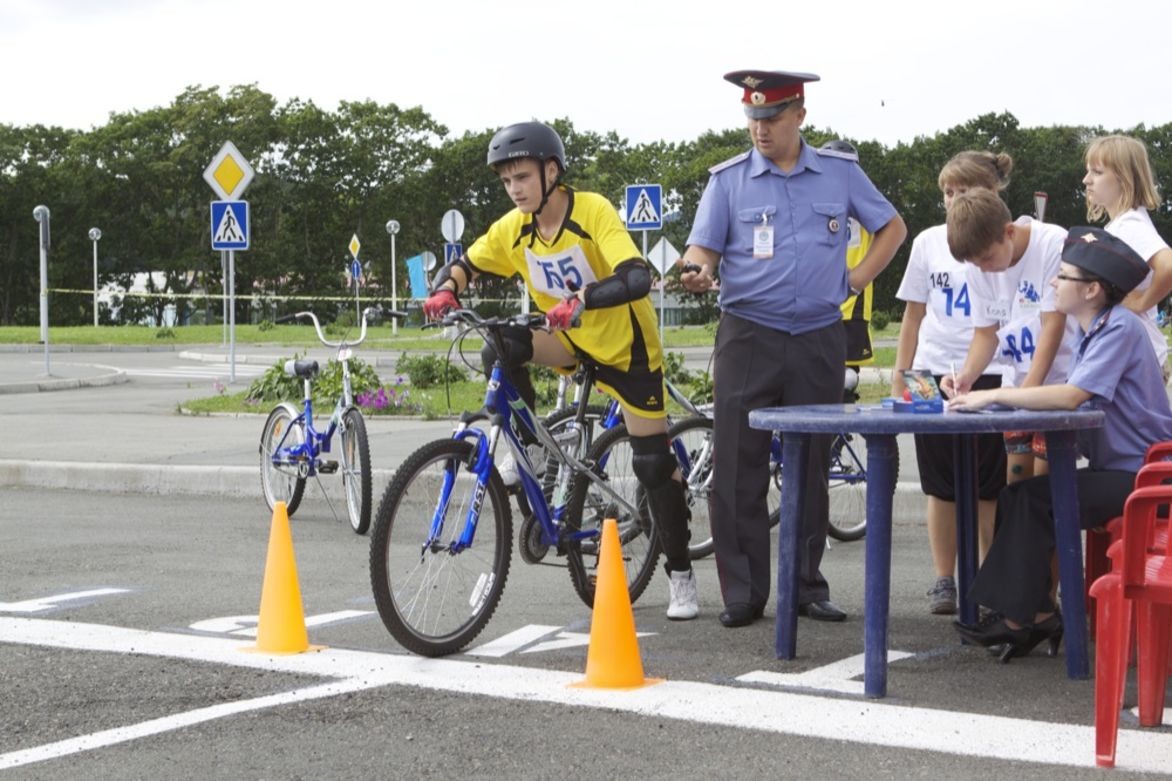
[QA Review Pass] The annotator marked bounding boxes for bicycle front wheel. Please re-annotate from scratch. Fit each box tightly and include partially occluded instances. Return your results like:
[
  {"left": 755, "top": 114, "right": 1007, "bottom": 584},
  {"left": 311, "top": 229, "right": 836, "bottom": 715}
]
[
  {"left": 666, "top": 416, "right": 717, "bottom": 560},
  {"left": 259, "top": 403, "right": 307, "bottom": 516},
  {"left": 827, "top": 434, "right": 885, "bottom": 542},
  {"left": 564, "top": 425, "right": 661, "bottom": 608},
  {"left": 340, "top": 407, "right": 372, "bottom": 535},
  {"left": 369, "top": 438, "right": 512, "bottom": 656}
]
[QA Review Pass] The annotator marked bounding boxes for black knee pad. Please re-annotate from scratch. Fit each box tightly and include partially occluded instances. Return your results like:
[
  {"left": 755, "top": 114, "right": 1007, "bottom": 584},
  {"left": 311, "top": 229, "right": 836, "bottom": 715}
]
[
  {"left": 479, "top": 325, "right": 534, "bottom": 373},
  {"left": 630, "top": 433, "right": 691, "bottom": 571},
  {"left": 630, "top": 433, "right": 676, "bottom": 488}
]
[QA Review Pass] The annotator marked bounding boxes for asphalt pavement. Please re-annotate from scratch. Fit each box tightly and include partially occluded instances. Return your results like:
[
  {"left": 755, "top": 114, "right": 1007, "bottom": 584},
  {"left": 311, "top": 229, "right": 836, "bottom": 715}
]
[{"left": 3, "top": 345, "right": 1172, "bottom": 777}]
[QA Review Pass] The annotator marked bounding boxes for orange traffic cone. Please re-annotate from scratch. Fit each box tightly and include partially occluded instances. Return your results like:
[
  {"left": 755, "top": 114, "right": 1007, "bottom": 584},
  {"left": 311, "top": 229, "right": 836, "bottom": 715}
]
[
  {"left": 570, "top": 517, "right": 662, "bottom": 689},
  {"left": 243, "top": 501, "right": 324, "bottom": 655}
]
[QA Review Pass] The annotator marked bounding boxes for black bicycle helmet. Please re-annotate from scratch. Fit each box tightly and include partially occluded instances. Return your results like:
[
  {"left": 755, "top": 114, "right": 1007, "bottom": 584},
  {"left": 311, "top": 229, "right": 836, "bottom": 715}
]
[
  {"left": 487, "top": 122, "right": 566, "bottom": 173},
  {"left": 820, "top": 139, "right": 858, "bottom": 156},
  {"left": 487, "top": 121, "right": 567, "bottom": 217}
]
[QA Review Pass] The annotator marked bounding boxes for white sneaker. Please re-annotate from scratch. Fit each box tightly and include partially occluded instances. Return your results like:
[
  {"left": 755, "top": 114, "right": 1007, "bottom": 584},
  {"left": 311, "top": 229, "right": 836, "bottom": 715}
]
[
  {"left": 667, "top": 568, "right": 699, "bottom": 620},
  {"left": 497, "top": 442, "right": 546, "bottom": 487}
]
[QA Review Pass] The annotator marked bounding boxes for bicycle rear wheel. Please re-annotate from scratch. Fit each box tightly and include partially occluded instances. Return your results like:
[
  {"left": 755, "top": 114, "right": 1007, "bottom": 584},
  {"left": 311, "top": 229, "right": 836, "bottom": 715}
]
[
  {"left": 564, "top": 425, "right": 661, "bottom": 607},
  {"left": 340, "top": 407, "right": 372, "bottom": 535},
  {"left": 369, "top": 438, "right": 512, "bottom": 657},
  {"left": 666, "top": 416, "right": 717, "bottom": 560},
  {"left": 259, "top": 403, "right": 307, "bottom": 516}
]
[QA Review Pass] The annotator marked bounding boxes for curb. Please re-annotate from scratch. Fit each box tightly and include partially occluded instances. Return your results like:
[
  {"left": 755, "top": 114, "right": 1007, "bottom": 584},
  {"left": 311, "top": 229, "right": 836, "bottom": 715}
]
[
  {"left": 0, "top": 364, "right": 128, "bottom": 395},
  {"left": 0, "top": 458, "right": 932, "bottom": 525}
]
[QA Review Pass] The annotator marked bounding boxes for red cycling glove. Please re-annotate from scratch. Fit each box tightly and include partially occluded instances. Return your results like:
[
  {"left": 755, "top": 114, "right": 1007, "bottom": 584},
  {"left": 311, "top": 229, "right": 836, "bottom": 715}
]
[
  {"left": 423, "top": 288, "right": 459, "bottom": 320},
  {"left": 546, "top": 295, "right": 584, "bottom": 330}
]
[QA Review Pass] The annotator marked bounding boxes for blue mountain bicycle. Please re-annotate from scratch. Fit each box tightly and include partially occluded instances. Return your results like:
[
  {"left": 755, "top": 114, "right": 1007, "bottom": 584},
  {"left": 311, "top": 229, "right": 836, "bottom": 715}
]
[{"left": 369, "top": 309, "right": 661, "bottom": 657}]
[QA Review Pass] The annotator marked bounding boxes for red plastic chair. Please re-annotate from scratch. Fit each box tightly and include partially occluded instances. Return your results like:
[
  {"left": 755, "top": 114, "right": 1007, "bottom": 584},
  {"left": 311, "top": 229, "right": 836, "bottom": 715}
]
[
  {"left": 1085, "top": 442, "right": 1172, "bottom": 630},
  {"left": 1090, "top": 484, "right": 1172, "bottom": 768}
]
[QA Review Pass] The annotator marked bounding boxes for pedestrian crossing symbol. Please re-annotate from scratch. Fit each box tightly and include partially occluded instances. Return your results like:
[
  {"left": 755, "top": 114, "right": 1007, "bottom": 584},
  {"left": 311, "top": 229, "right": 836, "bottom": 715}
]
[
  {"left": 624, "top": 184, "right": 663, "bottom": 230},
  {"left": 210, "top": 200, "right": 249, "bottom": 251}
]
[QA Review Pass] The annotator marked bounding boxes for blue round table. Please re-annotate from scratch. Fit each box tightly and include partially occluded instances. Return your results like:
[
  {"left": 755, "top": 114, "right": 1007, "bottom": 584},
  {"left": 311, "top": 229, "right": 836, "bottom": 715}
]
[{"left": 748, "top": 403, "right": 1105, "bottom": 698}]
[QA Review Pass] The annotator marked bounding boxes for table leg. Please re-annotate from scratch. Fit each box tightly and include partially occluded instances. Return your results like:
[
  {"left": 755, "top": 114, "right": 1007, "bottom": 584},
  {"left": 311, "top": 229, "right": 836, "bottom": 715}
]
[
  {"left": 953, "top": 435, "right": 979, "bottom": 625},
  {"left": 1045, "top": 429, "right": 1089, "bottom": 679},
  {"left": 775, "top": 433, "right": 809, "bottom": 660},
  {"left": 862, "top": 433, "right": 898, "bottom": 698}
]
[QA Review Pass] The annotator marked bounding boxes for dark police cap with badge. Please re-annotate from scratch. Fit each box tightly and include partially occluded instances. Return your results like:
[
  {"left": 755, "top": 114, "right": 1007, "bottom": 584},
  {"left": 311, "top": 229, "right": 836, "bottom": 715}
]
[
  {"left": 1062, "top": 226, "right": 1149, "bottom": 294},
  {"left": 724, "top": 70, "right": 821, "bottom": 119}
]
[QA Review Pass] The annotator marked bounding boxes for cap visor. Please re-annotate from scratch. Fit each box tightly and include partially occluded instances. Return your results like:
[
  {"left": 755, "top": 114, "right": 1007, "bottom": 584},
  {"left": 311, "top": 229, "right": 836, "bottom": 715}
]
[{"left": 744, "top": 103, "right": 787, "bottom": 120}]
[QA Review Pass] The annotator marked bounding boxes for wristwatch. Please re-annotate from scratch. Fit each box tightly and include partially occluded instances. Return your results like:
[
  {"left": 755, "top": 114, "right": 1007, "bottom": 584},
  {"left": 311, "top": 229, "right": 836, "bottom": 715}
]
[{"left": 849, "top": 284, "right": 862, "bottom": 297}]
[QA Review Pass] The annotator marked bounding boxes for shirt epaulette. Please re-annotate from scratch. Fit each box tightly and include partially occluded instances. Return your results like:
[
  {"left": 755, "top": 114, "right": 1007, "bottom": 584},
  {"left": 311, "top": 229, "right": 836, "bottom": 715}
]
[
  {"left": 815, "top": 147, "right": 859, "bottom": 162},
  {"left": 708, "top": 151, "right": 751, "bottom": 175}
]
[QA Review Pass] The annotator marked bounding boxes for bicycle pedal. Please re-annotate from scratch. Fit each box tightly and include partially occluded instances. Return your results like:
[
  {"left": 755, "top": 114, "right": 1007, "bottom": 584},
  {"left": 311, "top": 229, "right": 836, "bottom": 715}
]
[{"left": 318, "top": 460, "right": 339, "bottom": 474}]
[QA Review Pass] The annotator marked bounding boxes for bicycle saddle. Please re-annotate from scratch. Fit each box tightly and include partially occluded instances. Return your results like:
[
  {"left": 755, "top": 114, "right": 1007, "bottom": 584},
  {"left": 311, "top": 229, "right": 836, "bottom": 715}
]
[{"left": 284, "top": 359, "right": 320, "bottom": 379}]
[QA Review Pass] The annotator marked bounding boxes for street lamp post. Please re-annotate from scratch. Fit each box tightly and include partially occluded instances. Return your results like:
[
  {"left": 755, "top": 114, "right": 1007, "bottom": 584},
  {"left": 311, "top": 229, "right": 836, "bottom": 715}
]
[
  {"left": 385, "top": 219, "right": 400, "bottom": 335},
  {"left": 33, "top": 205, "right": 51, "bottom": 375},
  {"left": 88, "top": 227, "right": 102, "bottom": 327}
]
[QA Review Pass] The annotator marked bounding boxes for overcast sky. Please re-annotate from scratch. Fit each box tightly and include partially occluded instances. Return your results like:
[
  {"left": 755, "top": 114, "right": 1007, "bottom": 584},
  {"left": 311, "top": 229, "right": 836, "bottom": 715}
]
[{"left": 3, "top": 0, "right": 1170, "bottom": 148}]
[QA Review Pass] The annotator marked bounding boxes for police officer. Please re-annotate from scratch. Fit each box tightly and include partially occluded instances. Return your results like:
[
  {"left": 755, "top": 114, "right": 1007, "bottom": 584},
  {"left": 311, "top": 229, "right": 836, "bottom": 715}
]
[{"left": 680, "top": 70, "right": 907, "bottom": 627}]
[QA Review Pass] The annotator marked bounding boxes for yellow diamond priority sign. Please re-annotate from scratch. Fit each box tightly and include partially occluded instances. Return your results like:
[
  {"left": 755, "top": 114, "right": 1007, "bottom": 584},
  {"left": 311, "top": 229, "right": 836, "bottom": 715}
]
[
  {"left": 204, "top": 141, "right": 255, "bottom": 200},
  {"left": 349, "top": 234, "right": 361, "bottom": 258}
]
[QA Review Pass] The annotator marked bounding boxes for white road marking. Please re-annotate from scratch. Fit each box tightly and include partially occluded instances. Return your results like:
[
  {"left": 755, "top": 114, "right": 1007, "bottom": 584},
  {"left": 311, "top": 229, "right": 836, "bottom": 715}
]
[
  {"left": 0, "top": 677, "right": 385, "bottom": 770},
  {"left": 466, "top": 624, "right": 561, "bottom": 657},
  {"left": 3, "top": 617, "right": 1171, "bottom": 774},
  {"left": 189, "top": 610, "right": 373, "bottom": 638},
  {"left": 0, "top": 588, "right": 130, "bottom": 613},
  {"left": 737, "top": 650, "right": 917, "bottom": 696},
  {"left": 523, "top": 630, "right": 655, "bottom": 655}
]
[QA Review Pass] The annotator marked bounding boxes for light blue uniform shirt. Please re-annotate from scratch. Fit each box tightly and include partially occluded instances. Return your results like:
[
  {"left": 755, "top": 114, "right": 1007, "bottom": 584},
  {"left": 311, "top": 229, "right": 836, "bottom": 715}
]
[
  {"left": 1068, "top": 305, "right": 1172, "bottom": 472},
  {"left": 687, "top": 141, "right": 897, "bottom": 334}
]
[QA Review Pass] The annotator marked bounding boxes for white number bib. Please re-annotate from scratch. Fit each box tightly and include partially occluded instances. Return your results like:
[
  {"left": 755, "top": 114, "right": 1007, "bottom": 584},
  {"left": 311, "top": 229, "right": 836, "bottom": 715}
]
[{"left": 525, "top": 246, "right": 598, "bottom": 297}]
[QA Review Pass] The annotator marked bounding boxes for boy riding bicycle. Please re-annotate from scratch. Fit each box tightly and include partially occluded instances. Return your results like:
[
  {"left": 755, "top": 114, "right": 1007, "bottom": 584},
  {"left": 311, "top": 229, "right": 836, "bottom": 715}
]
[{"left": 422, "top": 121, "right": 700, "bottom": 620}]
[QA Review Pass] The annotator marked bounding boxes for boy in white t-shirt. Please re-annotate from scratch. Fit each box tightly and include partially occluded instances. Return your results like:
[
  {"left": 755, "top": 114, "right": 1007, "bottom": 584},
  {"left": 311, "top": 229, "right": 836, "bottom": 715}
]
[{"left": 941, "top": 188, "right": 1078, "bottom": 483}]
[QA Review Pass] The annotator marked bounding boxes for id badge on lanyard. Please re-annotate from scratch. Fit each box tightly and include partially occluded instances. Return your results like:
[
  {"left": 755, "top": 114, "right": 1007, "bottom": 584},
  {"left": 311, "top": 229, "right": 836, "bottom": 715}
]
[{"left": 753, "top": 212, "right": 774, "bottom": 260}]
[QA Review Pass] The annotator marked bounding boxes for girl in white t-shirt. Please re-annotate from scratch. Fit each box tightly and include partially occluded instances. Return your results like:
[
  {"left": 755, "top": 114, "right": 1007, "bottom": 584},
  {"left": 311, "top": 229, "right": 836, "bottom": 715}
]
[
  {"left": 892, "top": 151, "right": 1013, "bottom": 615},
  {"left": 1083, "top": 134, "right": 1172, "bottom": 375}
]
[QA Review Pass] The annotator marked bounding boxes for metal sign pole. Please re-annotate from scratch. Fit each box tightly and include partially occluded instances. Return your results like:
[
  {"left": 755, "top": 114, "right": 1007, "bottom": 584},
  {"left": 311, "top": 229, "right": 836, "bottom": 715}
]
[
  {"left": 228, "top": 249, "right": 236, "bottom": 383},
  {"left": 34, "top": 205, "right": 50, "bottom": 376},
  {"left": 221, "top": 251, "right": 228, "bottom": 346},
  {"left": 391, "top": 232, "right": 398, "bottom": 335}
]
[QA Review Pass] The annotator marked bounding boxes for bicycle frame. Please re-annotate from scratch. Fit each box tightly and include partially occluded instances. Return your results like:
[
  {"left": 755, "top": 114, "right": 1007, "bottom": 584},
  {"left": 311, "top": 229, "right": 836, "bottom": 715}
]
[
  {"left": 427, "top": 314, "right": 642, "bottom": 556},
  {"left": 266, "top": 309, "right": 371, "bottom": 477}
]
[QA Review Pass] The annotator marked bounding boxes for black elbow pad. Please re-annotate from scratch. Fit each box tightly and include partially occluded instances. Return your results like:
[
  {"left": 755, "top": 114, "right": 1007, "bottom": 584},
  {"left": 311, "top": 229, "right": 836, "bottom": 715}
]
[{"left": 583, "top": 259, "right": 652, "bottom": 309}]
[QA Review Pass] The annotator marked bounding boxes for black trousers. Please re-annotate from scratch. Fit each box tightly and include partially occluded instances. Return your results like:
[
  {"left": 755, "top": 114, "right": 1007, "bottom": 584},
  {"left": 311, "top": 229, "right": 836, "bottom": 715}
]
[
  {"left": 970, "top": 468, "right": 1135, "bottom": 625},
  {"left": 711, "top": 314, "right": 845, "bottom": 606}
]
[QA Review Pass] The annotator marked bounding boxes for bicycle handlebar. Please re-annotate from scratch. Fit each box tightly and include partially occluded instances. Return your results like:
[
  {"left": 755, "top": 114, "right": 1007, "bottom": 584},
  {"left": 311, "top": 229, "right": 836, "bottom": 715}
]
[
  {"left": 287, "top": 307, "right": 389, "bottom": 349},
  {"left": 423, "top": 308, "right": 547, "bottom": 333}
]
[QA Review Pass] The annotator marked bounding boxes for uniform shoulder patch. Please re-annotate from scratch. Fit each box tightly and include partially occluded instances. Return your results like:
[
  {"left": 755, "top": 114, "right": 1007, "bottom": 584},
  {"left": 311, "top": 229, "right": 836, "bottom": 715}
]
[
  {"left": 708, "top": 151, "right": 751, "bottom": 175},
  {"left": 815, "top": 147, "right": 859, "bottom": 162}
]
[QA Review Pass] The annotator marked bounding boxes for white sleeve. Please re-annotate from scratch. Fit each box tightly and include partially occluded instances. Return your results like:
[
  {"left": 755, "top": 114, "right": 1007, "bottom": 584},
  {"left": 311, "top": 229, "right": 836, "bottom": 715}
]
[
  {"left": 895, "top": 232, "right": 931, "bottom": 303},
  {"left": 1111, "top": 212, "right": 1169, "bottom": 263},
  {"left": 967, "top": 270, "right": 997, "bottom": 327},
  {"left": 1039, "top": 229, "right": 1066, "bottom": 314}
]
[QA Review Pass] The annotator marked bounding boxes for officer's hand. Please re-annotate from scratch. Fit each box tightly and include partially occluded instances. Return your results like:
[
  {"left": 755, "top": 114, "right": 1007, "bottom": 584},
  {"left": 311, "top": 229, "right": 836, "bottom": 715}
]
[
  {"left": 546, "top": 294, "right": 584, "bottom": 331},
  {"left": 681, "top": 262, "right": 714, "bottom": 294},
  {"left": 423, "top": 288, "right": 459, "bottom": 321}
]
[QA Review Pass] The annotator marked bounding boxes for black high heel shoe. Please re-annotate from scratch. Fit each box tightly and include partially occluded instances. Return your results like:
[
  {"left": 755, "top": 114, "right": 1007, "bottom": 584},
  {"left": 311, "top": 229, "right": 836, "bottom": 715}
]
[
  {"left": 955, "top": 612, "right": 1064, "bottom": 663},
  {"left": 953, "top": 615, "right": 1031, "bottom": 655}
]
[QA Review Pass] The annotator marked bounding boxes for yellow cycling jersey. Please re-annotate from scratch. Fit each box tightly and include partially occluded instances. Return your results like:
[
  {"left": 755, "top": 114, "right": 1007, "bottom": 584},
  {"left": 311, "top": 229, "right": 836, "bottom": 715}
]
[
  {"left": 841, "top": 218, "right": 875, "bottom": 366},
  {"left": 466, "top": 186, "right": 663, "bottom": 373}
]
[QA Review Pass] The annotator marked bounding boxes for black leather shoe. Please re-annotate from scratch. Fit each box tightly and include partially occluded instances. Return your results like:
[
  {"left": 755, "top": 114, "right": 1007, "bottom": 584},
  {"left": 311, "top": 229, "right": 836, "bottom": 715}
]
[
  {"left": 798, "top": 600, "right": 847, "bottom": 622},
  {"left": 719, "top": 602, "right": 765, "bottom": 628}
]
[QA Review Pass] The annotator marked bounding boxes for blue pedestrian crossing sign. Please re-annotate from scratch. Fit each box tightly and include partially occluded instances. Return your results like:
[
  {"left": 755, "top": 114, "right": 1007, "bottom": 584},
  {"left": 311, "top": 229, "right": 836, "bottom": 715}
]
[
  {"left": 210, "top": 200, "right": 249, "bottom": 250},
  {"left": 625, "top": 184, "right": 663, "bottom": 231},
  {"left": 443, "top": 242, "right": 463, "bottom": 265}
]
